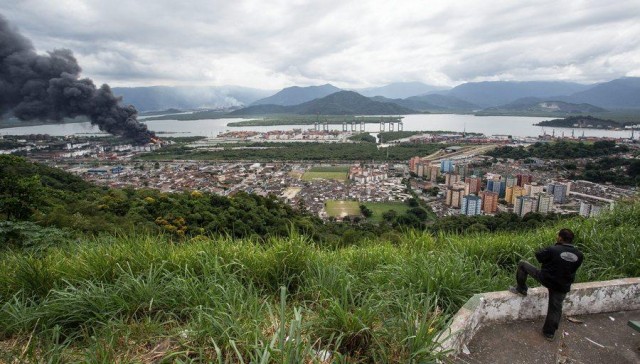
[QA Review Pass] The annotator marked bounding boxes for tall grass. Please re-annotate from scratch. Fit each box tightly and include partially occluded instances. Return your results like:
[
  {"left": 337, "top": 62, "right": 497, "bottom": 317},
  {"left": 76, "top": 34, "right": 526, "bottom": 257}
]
[{"left": 0, "top": 201, "right": 638, "bottom": 362}]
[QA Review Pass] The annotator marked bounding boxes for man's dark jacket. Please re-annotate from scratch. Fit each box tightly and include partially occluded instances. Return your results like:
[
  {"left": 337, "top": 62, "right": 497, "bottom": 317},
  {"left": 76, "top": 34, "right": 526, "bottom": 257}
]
[{"left": 535, "top": 243, "right": 584, "bottom": 293}]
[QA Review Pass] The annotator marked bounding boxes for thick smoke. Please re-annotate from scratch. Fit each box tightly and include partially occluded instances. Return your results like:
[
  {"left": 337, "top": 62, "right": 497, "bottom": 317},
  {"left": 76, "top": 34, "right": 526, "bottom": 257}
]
[{"left": 0, "top": 16, "right": 154, "bottom": 144}]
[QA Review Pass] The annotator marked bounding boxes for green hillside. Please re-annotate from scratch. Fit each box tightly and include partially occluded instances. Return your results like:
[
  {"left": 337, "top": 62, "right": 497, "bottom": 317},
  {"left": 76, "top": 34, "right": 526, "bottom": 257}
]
[
  {"left": 230, "top": 91, "right": 417, "bottom": 116},
  {"left": 0, "top": 201, "right": 638, "bottom": 362},
  {"left": 0, "top": 155, "right": 638, "bottom": 362}
]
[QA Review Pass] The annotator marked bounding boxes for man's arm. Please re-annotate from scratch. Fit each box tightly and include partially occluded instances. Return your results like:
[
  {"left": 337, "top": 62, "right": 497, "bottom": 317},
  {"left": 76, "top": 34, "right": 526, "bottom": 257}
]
[{"left": 535, "top": 247, "right": 552, "bottom": 264}]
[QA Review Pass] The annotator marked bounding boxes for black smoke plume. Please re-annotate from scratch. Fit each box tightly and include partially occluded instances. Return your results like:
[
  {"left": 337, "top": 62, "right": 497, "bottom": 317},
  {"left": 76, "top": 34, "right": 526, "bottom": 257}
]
[{"left": 0, "top": 15, "right": 154, "bottom": 144}]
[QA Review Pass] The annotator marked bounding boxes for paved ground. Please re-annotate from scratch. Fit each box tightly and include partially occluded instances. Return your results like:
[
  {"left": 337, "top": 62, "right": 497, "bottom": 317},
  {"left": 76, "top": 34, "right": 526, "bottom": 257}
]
[{"left": 453, "top": 310, "right": 640, "bottom": 364}]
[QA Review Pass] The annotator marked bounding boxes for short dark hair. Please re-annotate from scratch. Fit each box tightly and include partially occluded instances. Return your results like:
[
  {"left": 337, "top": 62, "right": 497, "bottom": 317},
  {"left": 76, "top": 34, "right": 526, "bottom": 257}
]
[{"left": 558, "top": 228, "right": 574, "bottom": 243}]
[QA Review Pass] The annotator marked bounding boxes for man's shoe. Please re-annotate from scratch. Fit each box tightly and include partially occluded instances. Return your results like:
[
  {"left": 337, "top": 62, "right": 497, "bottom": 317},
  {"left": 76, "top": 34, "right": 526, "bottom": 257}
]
[
  {"left": 543, "top": 332, "right": 555, "bottom": 341},
  {"left": 509, "top": 286, "right": 527, "bottom": 297}
]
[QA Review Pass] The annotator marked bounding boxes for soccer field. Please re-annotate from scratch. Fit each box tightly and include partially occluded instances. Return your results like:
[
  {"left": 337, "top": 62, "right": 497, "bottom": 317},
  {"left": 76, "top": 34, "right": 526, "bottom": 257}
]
[
  {"left": 362, "top": 202, "right": 410, "bottom": 222},
  {"left": 302, "top": 166, "right": 349, "bottom": 181},
  {"left": 325, "top": 200, "right": 360, "bottom": 218}
]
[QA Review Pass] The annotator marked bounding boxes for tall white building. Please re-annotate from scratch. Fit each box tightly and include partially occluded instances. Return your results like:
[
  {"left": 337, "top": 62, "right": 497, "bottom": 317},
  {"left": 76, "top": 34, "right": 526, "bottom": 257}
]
[
  {"left": 547, "top": 182, "right": 571, "bottom": 204},
  {"left": 525, "top": 182, "right": 544, "bottom": 197},
  {"left": 536, "top": 194, "right": 554, "bottom": 214},
  {"left": 515, "top": 196, "right": 537, "bottom": 217},
  {"left": 461, "top": 195, "right": 483, "bottom": 216}
]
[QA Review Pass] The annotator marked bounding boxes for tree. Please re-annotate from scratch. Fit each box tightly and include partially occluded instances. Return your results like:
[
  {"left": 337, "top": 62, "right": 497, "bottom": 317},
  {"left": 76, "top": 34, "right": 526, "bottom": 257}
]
[
  {"left": 407, "top": 207, "right": 429, "bottom": 220},
  {"left": 382, "top": 210, "right": 398, "bottom": 222},
  {"left": 0, "top": 175, "right": 43, "bottom": 220},
  {"left": 359, "top": 204, "right": 373, "bottom": 218}
]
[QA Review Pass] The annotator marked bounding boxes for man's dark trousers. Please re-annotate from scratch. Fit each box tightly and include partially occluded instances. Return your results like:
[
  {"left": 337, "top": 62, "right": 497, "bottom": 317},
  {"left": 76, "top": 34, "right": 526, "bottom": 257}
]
[{"left": 516, "top": 260, "right": 567, "bottom": 336}]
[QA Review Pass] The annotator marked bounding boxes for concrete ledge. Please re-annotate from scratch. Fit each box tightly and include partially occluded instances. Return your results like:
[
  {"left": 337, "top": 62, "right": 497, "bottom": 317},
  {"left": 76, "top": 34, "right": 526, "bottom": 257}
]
[{"left": 436, "top": 277, "right": 640, "bottom": 355}]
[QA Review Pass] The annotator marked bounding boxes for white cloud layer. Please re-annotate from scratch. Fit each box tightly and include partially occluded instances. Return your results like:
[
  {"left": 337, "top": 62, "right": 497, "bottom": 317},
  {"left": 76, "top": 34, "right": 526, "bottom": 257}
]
[{"left": 2, "top": 0, "right": 639, "bottom": 89}]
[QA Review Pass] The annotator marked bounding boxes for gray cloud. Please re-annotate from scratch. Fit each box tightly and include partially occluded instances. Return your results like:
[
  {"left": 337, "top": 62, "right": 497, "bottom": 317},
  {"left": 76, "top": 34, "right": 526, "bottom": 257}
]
[{"left": 1, "top": 0, "right": 639, "bottom": 89}]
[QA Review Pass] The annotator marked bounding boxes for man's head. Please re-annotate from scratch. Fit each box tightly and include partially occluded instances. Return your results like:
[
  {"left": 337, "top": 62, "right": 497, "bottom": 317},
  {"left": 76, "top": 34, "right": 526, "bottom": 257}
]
[{"left": 556, "top": 228, "right": 574, "bottom": 244}]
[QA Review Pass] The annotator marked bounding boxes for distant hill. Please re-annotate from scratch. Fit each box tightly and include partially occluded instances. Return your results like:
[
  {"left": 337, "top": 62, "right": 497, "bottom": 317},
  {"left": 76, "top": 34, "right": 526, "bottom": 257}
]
[
  {"left": 370, "top": 96, "right": 440, "bottom": 112},
  {"left": 535, "top": 115, "right": 626, "bottom": 129},
  {"left": 405, "top": 94, "right": 479, "bottom": 111},
  {"left": 371, "top": 94, "right": 479, "bottom": 112},
  {"left": 445, "top": 81, "right": 591, "bottom": 108},
  {"left": 226, "top": 104, "right": 290, "bottom": 116},
  {"left": 356, "top": 82, "right": 448, "bottom": 99},
  {"left": 251, "top": 84, "right": 342, "bottom": 106},
  {"left": 560, "top": 77, "right": 640, "bottom": 109},
  {"left": 113, "top": 86, "right": 273, "bottom": 112},
  {"left": 231, "top": 91, "right": 417, "bottom": 115},
  {"left": 481, "top": 98, "right": 606, "bottom": 115}
]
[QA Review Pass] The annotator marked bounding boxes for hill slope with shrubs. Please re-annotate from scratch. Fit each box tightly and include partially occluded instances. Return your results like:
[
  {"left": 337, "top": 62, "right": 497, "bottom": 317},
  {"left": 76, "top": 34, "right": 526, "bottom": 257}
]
[{"left": 1, "top": 155, "right": 638, "bottom": 362}]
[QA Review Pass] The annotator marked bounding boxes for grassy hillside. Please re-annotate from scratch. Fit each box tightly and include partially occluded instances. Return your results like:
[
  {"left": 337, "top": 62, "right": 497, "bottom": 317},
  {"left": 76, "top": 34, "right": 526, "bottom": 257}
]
[{"left": 0, "top": 201, "right": 638, "bottom": 362}]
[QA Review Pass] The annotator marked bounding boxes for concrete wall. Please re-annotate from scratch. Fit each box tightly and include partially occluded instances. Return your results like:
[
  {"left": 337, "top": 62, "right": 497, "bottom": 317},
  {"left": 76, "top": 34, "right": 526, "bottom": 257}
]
[{"left": 436, "top": 277, "right": 640, "bottom": 355}]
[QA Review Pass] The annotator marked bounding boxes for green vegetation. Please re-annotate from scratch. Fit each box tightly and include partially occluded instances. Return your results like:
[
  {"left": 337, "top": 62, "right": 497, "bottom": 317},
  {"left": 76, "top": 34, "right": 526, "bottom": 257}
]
[
  {"left": 137, "top": 142, "right": 446, "bottom": 162},
  {"left": 302, "top": 166, "right": 349, "bottom": 182},
  {"left": 487, "top": 140, "right": 629, "bottom": 160},
  {"left": 378, "top": 131, "right": 422, "bottom": 143},
  {"left": 427, "top": 212, "right": 575, "bottom": 234},
  {"left": 1, "top": 155, "right": 639, "bottom": 361},
  {"left": 348, "top": 133, "right": 377, "bottom": 143},
  {"left": 0, "top": 155, "right": 433, "bottom": 246},
  {"left": 535, "top": 115, "right": 630, "bottom": 129},
  {"left": 572, "top": 157, "right": 640, "bottom": 186},
  {"left": 361, "top": 202, "right": 410, "bottom": 222},
  {"left": 0, "top": 155, "right": 323, "bottom": 240},
  {"left": 377, "top": 131, "right": 484, "bottom": 143},
  {"left": 1, "top": 201, "right": 639, "bottom": 361},
  {"left": 229, "top": 91, "right": 415, "bottom": 116},
  {"left": 487, "top": 140, "right": 639, "bottom": 186},
  {"left": 325, "top": 200, "right": 360, "bottom": 217}
]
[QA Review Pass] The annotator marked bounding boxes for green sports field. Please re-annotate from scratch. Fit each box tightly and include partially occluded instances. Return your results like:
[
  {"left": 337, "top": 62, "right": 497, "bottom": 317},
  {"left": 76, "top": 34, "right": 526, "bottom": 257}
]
[
  {"left": 325, "top": 200, "right": 360, "bottom": 218},
  {"left": 362, "top": 202, "right": 410, "bottom": 222},
  {"left": 302, "top": 166, "right": 349, "bottom": 181}
]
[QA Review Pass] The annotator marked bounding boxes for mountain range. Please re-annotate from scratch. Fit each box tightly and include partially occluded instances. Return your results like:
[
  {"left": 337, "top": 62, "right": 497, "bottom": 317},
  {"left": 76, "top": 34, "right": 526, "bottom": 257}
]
[
  {"left": 250, "top": 84, "right": 342, "bottom": 106},
  {"left": 112, "top": 86, "right": 275, "bottom": 112},
  {"left": 114, "top": 77, "right": 640, "bottom": 114},
  {"left": 444, "top": 81, "right": 591, "bottom": 108},
  {"left": 230, "top": 91, "right": 415, "bottom": 116}
]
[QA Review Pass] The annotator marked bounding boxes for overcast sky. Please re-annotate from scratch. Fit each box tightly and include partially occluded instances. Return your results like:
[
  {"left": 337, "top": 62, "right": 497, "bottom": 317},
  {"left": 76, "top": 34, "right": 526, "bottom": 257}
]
[{"left": 2, "top": 0, "right": 639, "bottom": 89}]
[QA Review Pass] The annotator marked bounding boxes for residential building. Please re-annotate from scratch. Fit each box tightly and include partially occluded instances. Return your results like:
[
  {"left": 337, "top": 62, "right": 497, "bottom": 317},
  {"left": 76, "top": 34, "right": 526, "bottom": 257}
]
[
  {"left": 429, "top": 165, "right": 440, "bottom": 182},
  {"left": 446, "top": 182, "right": 466, "bottom": 208},
  {"left": 590, "top": 204, "right": 606, "bottom": 217},
  {"left": 456, "top": 163, "right": 469, "bottom": 179},
  {"left": 445, "top": 173, "right": 461, "bottom": 187},
  {"left": 461, "top": 195, "right": 483, "bottom": 216},
  {"left": 409, "top": 157, "right": 421, "bottom": 173},
  {"left": 536, "top": 193, "right": 554, "bottom": 214},
  {"left": 480, "top": 191, "right": 499, "bottom": 213},
  {"left": 515, "top": 196, "right": 537, "bottom": 217},
  {"left": 506, "top": 185, "right": 527, "bottom": 205},
  {"left": 580, "top": 201, "right": 610, "bottom": 217},
  {"left": 517, "top": 174, "right": 533, "bottom": 187},
  {"left": 525, "top": 182, "right": 544, "bottom": 197},
  {"left": 441, "top": 160, "right": 454, "bottom": 173},
  {"left": 547, "top": 183, "right": 568, "bottom": 204},
  {"left": 487, "top": 178, "right": 506, "bottom": 198},
  {"left": 466, "top": 176, "right": 482, "bottom": 194}
]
